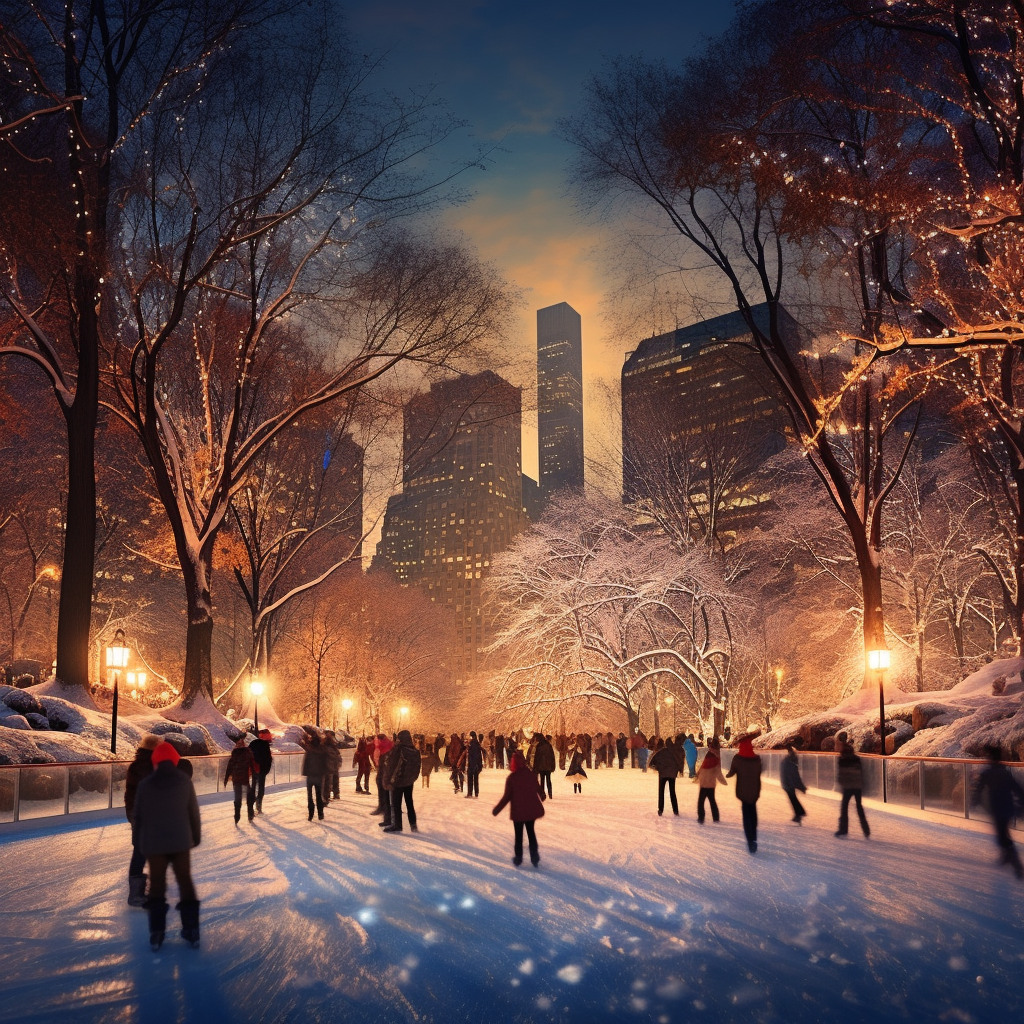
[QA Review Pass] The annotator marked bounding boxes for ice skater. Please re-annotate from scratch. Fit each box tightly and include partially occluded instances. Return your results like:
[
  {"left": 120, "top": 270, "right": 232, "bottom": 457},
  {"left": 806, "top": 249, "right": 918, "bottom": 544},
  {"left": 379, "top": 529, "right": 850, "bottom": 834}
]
[
  {"left": 835, "top": 740, "right": 870, "bottom": 838},
  {"left": 223, "top": 735, "right": 257, "bottom": 824},
  {"left": 696, "top": 736, "right": 727, "bottom": 823},
  {"left": 973, "top": 744, "right": 1024, "bottom": 879},
  {"left": 493, "top": 751, "right": 546, "bottom": 867},
  {"left": 780, "top": 744, "right": 807, "bottom": 823},
  {"left": 649, "top": 737, "right": 681, "bottom": 816},
  {"left": 566, "top": 743, "right": 588, "bottom": 794}
]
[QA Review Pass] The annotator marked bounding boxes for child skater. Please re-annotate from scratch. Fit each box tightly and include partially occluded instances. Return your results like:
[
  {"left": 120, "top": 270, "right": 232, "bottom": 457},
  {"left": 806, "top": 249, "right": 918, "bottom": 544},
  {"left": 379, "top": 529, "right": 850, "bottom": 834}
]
[
  {"left": 492, "top": 751, "right": 546, "bottom": 867},
  {"left": 566, "top": 742, "right": 588, "bottom": 794}
]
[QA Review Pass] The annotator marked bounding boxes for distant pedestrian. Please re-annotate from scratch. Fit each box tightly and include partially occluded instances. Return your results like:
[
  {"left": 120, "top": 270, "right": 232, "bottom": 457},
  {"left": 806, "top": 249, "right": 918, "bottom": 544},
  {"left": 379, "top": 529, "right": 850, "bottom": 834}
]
[
  {"left": 780, "top": 745, "right": 807, "bottom": 824},
  {"left": 133, "top": 742, "right": 201, "bottom": 951},
  {"left": 124, "top": 734, "right": 160, "bottom": 907},
  {"left": 249, "top": 729, "right": 273, "bottom": 814},
  {"left": 650, "top": 737, "right": 681, "bottom": 816},
  {"left": 616, "top": 732, "right": 628, "bottom": 769},
  {"left": 421, "top": 742, "right": 438, "bottom": 788},
  {"left": 533, "top": 733, "right": 556, "bottom": 798},
  {"left": 834, "top": 741, "right": 871, "bottom": 839},
  {"left": 637, "top": 737, "right": 651, "bottom": 773},
  {"left": 354, "top": 738, "right": 373, "bottom": 794},
  {"left": 493, "top": 751, "right": 546, "bottom": 867},
  {"left": 683, "top": 735, "right": 698, "bottom": 779},
  {"left": 300, "top": 731, "right": 327, "bottom": 822},
  {"left": 726, "top": 737, "right": 762, "bottom": 853},
  {"left": 696, "top": 737, "right": 727, "bottom": 823},
  {"left": 323, "top": 731, "right": 342, "bottom": 802},
  {"left": 223, "top": 735, "right": 257, "bottom": 825},
  {"left": 385, "top": 729, "right": 422, "bottom": 833},
  {"left": 972, "top": 744, "right": 1024, "bottom": 879},
  {"left": 566, "top": 744, "right": 588, "bottom": 794},
  {"left": 465, "top": 731, "right": 483, "bottom": 798}
]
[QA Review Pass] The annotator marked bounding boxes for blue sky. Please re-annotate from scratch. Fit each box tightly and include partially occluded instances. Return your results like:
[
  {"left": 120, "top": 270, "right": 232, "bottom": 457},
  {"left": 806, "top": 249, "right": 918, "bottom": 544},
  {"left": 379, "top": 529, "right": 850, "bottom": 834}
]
[{"left": 344, "top": 0, "right": 736, "bottom": 476}]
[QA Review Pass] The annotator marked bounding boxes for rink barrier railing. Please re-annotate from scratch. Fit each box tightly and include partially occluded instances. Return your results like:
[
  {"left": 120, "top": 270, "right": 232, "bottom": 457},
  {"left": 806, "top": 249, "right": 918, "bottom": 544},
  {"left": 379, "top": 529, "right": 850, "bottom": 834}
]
[
  {"left": 714, "top": 748, "right": 1023, "bottom": 831},
  {"left": 0, "top": 750, "right": 313, "bottom": 825}
]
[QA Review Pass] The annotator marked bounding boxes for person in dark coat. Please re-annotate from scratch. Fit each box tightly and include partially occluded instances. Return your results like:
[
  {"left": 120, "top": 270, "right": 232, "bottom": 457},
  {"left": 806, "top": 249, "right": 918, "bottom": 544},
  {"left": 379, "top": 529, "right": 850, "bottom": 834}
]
[
  {"left": 323, "top": 731, "right": 342, "bottom": 803},
  {"left": 533, "top": 733, "right": 556, "bottom": 798},
  {"left": 124, "top": 734, "right": 160, "bottom": 907},
  {"left": 465, "top": 731, "right": 484, "bottom": 798},
  {"left": 353, "top": 738, "right": 373, "bottom": 794},
  {"left": 224, "top": 736, "right": 257, "bottom": 824},
  {"left": 780, "top": 745, "right": 807, "bottom": 823},
  {"left": 649, "top": 737, "right": 681, "bottom": 816},
  {"left": 249, "top": 729, "right": 273, "bottom": 813},
  {"left": 134, "top": 742, "right": 201, "bottom": 950},
  {"left": 494, "top": 733, "right": 506, "bottom": 770},
  {"left": 696, "top": 737, "right": 727, "bottom": 823},
  {"left": 371, "top": 734, "right": 394, "bottom": 824},
  {"left": 385, "top": 729, "right": 422, "bottom": 833},
  {"left": 300, "top": 731, "right": 328, "bottom": 822},
  {"left": 835, "top": 740, "right": 871, "bottom": 838},
  {"left": 493, "top": 751, "right": 546, "bottom": 866},
  {"left": 727, "top": 737, "right": 763, "bottom": 853},
  {"left": 566, "top": 743, "right": 588, "bottom": 794},
  {"left": 421, "top": 741, "right": 439, "bottom": 787},
  {"left": 616, "top": 732, "right": 628, "bottom": 769},
  {"left": 972, "top": 744, "right": 1024, "bottom": 879}
]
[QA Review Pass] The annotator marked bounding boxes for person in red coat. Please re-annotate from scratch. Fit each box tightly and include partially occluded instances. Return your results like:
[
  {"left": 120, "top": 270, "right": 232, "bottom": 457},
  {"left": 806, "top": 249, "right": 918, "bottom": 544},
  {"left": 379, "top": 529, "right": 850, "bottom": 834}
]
[{"left": 492, "top": 751, "right": 546, "bottom": 867}]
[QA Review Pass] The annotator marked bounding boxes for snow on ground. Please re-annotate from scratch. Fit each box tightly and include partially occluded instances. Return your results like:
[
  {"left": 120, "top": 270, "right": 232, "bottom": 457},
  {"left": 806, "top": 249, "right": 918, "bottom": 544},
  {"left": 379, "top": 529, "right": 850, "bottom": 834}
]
[{"left": 1, "top": 770, "right": 1022, "bottom": 1024}]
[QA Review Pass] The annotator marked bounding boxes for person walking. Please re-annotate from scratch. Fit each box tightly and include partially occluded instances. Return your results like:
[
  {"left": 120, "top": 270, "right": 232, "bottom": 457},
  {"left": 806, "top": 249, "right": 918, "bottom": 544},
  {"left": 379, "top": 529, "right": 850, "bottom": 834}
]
[
  {"left": 834, "top": 740, "right": 871, "bottom": 838},
  {"left": 493, "top": 751, "right": 546, "bottom": 867},
  {"left": 448, "top": 733, "right": 465, "bottom": 792},
  {"left": 973, "top": 743, "right": 1024, "bottom": 879},
  {"left": 780, "top": 744, "right": 808, "bottom": 823},
  {"left": 354, "top": 738, "right": 373, "bottom": 794},
  {"left": 323, "top": 731, "right": 342, "bottom": 804},
  {"left": 533, "top": 733, "right": 556, "bottom": 798},
  {"left": 566, "top": 743, "right": 588, "bottom": 794},
  {"left": 727, "top": 737, "right": 763, "bottom": 853},
  {"left": 133, "top": 742, "right": 201, "bottom": 951},
  {"left": 421, "top": 741, "right": 438, "bottom": 788},
  {"left": 224, "top": 735, "right": 257, "bottom": 825},
  {"left": 124, "top": 734, "right": 160, "bottom": 907},
  {"left": 683, "top": 734, "right": 698, "bottom": 780},
  {"left": 696, "top": 737, "right": 727, "bottom": 823},
  {"left": 465, "top": 731, "right": 484, "bottom": 798},
  {"left": 616, "top": 732, "right": 629, "bottom": 769},
  {"left": 249, "top": 729, "right": 273, "bottom": 814},
  {"left": 385, "top": 729, "right": 422, "bottom": 833},
  {"left": 636, "top": 735, "right": 651, "bottom": 773},
  {"left": 300, "top": 731, "right": 328, "bottom": 822},
  {"left": 649, "top": 738, "right": 681, "bottom": 816}
]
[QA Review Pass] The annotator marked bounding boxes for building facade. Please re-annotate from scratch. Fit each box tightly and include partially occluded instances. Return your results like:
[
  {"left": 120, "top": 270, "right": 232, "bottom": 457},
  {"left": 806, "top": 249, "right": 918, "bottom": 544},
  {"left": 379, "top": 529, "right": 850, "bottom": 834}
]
[
  {"left": 374, "top": 371, "right": 527, "bottom": 682},
  {"left": 537, "top": 302, "right": 584, "bottom": 494}
]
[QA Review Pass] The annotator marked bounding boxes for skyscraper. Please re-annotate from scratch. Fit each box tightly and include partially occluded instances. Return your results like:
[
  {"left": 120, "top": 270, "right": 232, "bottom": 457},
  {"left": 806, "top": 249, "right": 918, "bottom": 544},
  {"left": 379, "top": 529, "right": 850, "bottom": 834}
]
[
  {"left": 373, "top": 371, "right": 527, "bottom": 682},
  {"left": 537, "top": 302, "right": 584, "bottom": 494}
]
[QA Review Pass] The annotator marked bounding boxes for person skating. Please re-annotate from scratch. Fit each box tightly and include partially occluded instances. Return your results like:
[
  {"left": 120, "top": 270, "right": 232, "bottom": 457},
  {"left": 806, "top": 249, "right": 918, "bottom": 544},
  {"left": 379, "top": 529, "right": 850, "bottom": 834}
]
[
  {"left": 636, "top": 736, "right": 651, "bottom": 773},
  {"left": 421, "top": 741, "right": 439, "bottom": 788},
  {"left": 354, "top": 738, "right": 373, "bottom": 794},
  {"left": 493, "top": 751, "right": 546, "bottom": 867},
  {"left": 683, "top": 734, "right": 698, "bottom": 779},
  {"left": 835, "top": 740, "right": 871, "bottom": 838},
  {"left": 323, "top": 731, "right": 342, "bottom": 803},
  {"left": 249, "top": 729, "right": 273, "bottom": 813},
  {"left": 465, "top": 731, "right": 483, "bottom": 798},
  {"left": 566, "top": 744, "right": 588, "bottom": 794},
  {"left": 533, "top": 733, "right": 556, "bottom": 798},
  {"left": 133, "top": 742, "right": 201, "bottom": 951},
  {"left": 385, "top": 729, "right": 422, "bottom": 833},
  {"left": 300, "top": 730, "right": 328, "bottom": 822},
  {"left": 223, "top": 735, "right": 257, "bottom": 824},
  {"left": 780, "top": 744, "right": 807, "bottom": 823},
  {"left": 973, "top": 744, "right": 1024, "bottom": 879},
  {"left": 696, "top": 737, "right": 727, "bottom": 823},
  {"left": 374, "top": 734, "right": 396, "bottom": 828},
  {"left": 124, "top": 733, "right": 160, "bottom": 907},
  {"left": 727, "top": 737, "right": 763, "bottom": 853},
  {"left": 649, "top": 738, "right": 681, "bottom": 816},
  {"left": 616, "top": 732, "right": 629, "bottom": 769}
]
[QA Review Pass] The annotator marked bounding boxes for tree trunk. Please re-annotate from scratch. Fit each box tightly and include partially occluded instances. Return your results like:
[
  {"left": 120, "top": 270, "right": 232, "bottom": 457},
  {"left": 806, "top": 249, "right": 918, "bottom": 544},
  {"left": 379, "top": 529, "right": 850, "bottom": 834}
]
[
  {"left": 855, "top": 534, "right": 886, "bottom": 689},
  {"left": 180, "top": 550, "right": 216, "bottom": 708}
]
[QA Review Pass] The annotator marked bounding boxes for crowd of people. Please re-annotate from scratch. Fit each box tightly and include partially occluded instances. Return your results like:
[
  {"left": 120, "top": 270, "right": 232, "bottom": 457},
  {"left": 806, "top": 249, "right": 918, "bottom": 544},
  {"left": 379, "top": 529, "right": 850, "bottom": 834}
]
[{"left": 120, "top": 722, "right": 1024, "bottom": 953}]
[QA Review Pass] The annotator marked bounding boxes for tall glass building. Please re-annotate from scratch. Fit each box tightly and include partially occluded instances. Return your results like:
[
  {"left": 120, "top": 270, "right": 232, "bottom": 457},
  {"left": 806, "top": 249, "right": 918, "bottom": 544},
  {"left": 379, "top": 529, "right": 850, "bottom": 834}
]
[{"left": 537, "top": 302, "right": 584, "bottom": 493}]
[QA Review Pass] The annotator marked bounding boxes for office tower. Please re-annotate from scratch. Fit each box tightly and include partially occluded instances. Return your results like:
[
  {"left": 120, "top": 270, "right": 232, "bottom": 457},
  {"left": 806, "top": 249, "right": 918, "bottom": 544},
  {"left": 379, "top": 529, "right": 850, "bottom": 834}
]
[
  {"left": 374, "top": 371, "right": 526, "bottom": 682},
  {"left": 537, "top": 302, "right": 584, "bottom": 493}
]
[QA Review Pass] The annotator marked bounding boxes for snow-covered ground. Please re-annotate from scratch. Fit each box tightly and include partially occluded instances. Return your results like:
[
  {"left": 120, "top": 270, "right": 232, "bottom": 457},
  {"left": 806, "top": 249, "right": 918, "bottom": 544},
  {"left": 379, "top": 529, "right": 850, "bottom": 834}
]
[{"left": 1, "top": 770, "right": 1021, "bottom": 1024}]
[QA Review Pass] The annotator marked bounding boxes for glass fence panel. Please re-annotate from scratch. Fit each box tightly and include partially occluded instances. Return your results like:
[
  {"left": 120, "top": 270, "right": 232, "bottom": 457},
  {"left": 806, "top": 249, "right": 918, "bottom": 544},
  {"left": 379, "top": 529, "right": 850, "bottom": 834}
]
[
  {"left": 17, "top": 765, "right": 67, "bottom": 819},
  {"left": 191, "top": 756, "right": 220, "bottom": 796},
  {"left": 111, "top": 762, "right": 129, "bottom": 811},
  {"left": 859, "top": 757, "right": 883, "bottom": 800},
  {"left": 816, "top": 757, "right": 836, "bottom": 792},
  {"left": 965, "top": 763, "right": 993, "bottom": 823},
  {"left": 922, "top": 762, "right": 964, "bottom": 817},
  {"left": 884, "top": 760, "right": 920, "bottom": 809},
  {"left": 0, "top": 771, "right": 15, "bottom": 823},
  {"left": 69, "top": 763, "right": 112, "bottom": 813}
]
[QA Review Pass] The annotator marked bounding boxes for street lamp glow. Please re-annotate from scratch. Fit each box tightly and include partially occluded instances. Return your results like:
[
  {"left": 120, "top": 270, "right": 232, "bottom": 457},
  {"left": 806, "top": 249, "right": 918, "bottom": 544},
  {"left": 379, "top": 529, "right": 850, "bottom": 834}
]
[
  {"left": 250, "top": 679, "right": 265, "bottom": 733},
  {"left": 400, "top": 706, "right": 409, "bottom": 716},
  {"left": 342, "top": 699, "right": 353, "bottom": 711},
  {"left": 250, "top": 680, "right": 265, "bottom": 697},
  {"left": 867, "top": 649, "right": 891, "bottom": 671}
]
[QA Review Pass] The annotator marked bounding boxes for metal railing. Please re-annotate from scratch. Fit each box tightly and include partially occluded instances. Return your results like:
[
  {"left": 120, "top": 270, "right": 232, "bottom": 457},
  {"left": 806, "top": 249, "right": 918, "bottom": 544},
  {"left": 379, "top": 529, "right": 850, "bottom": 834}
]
[{"left": 0, "top": 751, "right": 308, "bottom": 825}]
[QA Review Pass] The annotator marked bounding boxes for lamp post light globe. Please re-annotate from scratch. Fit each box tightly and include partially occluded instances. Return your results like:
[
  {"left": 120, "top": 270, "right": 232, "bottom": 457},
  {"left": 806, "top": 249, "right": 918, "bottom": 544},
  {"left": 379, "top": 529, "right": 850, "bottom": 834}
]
[
  {"left": 341, "top": 698, "right": 353, "bottom": 734},
  {"left": 105, "top": 628, "right": 131, "bottom": 754},
  {"left": 250, "top": 680, "right": 265, "bottom": 733},
  {"left": 399, "top": 705, "right": 409, "bottom": 731}
]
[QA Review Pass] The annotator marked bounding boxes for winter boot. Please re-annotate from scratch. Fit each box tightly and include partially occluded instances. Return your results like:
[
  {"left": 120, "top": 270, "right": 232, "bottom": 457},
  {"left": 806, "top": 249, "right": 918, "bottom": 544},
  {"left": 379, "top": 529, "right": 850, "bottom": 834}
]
[
  {"left": 178, "top": 899, "right": 201, "bottom": 948},
  {"left": 146, "top": 898, "right": 169, "bottom": 951},
  {"left": 127, "top": 873, "right": 148, "bottom": 908},
  {"left": 383, "top": 822, "right": 403, "bottom": 833}
]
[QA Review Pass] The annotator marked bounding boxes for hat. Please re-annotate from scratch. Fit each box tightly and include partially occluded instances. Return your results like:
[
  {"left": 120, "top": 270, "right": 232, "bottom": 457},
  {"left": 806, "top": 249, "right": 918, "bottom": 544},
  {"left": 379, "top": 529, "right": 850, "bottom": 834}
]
[
  {"left": 258, "top": 729, "right": 271, "bottom": 740},
  {"left": 139, "top": 734, "right": 161, "bottom": 751},
  {"left": 509, "top": 751, "right": 527, "bottom": 771},
  {"left": 151, "top": 741, "right": 180, "bottom": 767}
]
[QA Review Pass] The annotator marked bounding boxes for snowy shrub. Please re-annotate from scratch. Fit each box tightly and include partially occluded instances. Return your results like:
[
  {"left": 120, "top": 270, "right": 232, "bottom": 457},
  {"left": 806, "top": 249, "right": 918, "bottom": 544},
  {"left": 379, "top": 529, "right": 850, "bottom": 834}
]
[
  {"left": 25, "top": 714, "right": 50, "bottom": 731},
  {"left": 1, "top": 687, "right": 45, "bottom": 718}
]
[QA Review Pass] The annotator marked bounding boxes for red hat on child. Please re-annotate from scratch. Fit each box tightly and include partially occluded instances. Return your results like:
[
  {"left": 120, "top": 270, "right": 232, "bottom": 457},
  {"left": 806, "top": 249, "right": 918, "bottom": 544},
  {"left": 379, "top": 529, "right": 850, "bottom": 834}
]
[{"left": 151, "top": 741, "right": 181, "bottom": 767}]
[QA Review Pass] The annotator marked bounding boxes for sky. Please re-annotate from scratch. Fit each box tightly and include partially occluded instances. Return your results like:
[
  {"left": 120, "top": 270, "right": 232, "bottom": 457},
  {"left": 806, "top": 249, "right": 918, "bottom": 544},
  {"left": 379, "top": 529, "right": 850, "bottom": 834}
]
[{"left": 343, "top": 0, "right": 737, "bottom": 481}]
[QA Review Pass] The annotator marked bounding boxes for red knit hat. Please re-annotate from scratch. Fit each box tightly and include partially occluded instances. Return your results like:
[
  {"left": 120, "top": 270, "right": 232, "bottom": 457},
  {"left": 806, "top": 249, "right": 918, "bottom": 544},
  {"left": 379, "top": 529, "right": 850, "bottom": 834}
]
[{"left": 151, "top": 741, "right": 181, "bottom": 767}]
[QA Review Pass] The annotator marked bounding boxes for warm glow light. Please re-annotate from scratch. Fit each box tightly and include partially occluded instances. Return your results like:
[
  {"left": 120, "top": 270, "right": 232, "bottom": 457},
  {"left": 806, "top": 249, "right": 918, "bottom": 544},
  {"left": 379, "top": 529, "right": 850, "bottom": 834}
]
[
  {"left": 250, "top": 680, "right": 265, "bottom": 697},
  {"left": 342, "top": 699, "right": 353, "bottom": 711},
  {"left": 106, "top": 630, "right": 130, "bottom": 670},
  {"left": 400, "top": 706, "right": 409, "bottom": 716},
  {"left": 867, "top": 649, "right": 891, "bottom": 671}
]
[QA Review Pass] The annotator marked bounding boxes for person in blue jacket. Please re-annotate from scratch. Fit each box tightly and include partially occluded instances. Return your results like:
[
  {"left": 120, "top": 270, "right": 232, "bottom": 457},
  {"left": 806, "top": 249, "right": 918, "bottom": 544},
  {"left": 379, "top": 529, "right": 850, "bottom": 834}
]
[{"left": 683, "top": 735, "right": 698, "bottom": 779}]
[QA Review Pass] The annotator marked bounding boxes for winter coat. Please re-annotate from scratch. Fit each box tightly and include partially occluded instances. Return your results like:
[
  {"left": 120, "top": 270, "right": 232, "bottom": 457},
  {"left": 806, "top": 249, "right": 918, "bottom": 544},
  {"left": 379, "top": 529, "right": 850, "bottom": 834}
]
[
  {"left": 616, "top": 735, "right": 628, "bottom": 759},
  {"left": 323, "top": 740, "right": 342, "bottom": 773},
  {"left": 493, "top": 764, "right": 546, "bottom": 822},
  {"left": 683, "top": 738, "right": 698, "bottom": 771},
  {"left": 301, "top": 744, "right": 328, "bottom": 780},
  {"left": 379, "top": 746, "right": 398, "bottom": 791},
  {"left": 124, "top": 747, "right": 154, "bottom": 822},
  {"left": 389, "top": 731, "right": 422, "bottom": 789},
  {"left": 532, "top": 737, "right": 556, "bottom": 773},
  {"left": 836, "top": 749, "right": 864, "bottom": 791},
  {"left": 973, "top": 761, "right": 1024, "bottom": 820},
  {"left": 134, "top": 761, "right": 201, "bottom": 856},
  {"left": 354, "top": 746, "right": 373, "bottom": 773},
  {"left": 467, "top": 738, "right": 484, "bottom": 773},
  {"left": 637, "top": 746, "right": 650, "bottom": 770},
  {"left": 224, "top": 746, "right": 256, "bottom": 785},
  {"left": 697, "top": 750, "right": 727, "bottom": 789},
  {"left": 448, "top": 735, "right": 464, "bottom": 768},
  {"left": 565, "top": 750, "right": 588, "bottom": 778},
  {"left": 249, "top": 738, "right": 273, "bottom": 775},
  {"left": 649, "top": 745, "right": 680, "bottom": 779},
  {"left": 421, "top": 749, "right": 439, "bottom": 777},
  {"left": 727, "top": 753, "right": 762, "bottom": 803},
  {"left": 780, "top": 754, "right": 806, "bottom": 794}
]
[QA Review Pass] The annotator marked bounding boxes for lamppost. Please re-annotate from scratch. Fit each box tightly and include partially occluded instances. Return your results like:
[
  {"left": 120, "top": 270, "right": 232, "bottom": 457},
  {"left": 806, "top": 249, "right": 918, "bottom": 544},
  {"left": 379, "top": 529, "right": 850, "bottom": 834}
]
[
  {"left": 664, "top": 694, "right": 677, "bottom": 735},
  {"left": 342, "top": 698, "right": 353, "bottom": 734},
  {"left": 106, "top": 629, "right": 130, "bottom": 755},
  {"left": 251, "top": 679, "right": 265, "bottom": 733},
  {"left": 868, "top": 647, "right": 891, "bottom": 799},
  {"left": 400, "top": 705, "right": 409, "bottom": 732}
]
